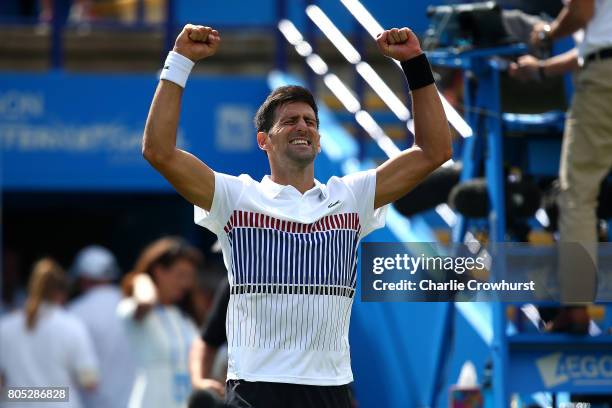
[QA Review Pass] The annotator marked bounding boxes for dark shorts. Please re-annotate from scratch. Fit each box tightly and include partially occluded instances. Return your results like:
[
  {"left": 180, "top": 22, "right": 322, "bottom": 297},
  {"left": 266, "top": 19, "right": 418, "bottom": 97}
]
[{"left": 225, "top": 380, "right": 352, "bottom": 408}]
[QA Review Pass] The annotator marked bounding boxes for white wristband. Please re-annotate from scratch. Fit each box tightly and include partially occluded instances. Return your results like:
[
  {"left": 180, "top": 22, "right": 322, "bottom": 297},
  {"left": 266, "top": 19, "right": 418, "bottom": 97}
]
[{"left": 159, "top": 51, "right": 195, "bottom": 88}]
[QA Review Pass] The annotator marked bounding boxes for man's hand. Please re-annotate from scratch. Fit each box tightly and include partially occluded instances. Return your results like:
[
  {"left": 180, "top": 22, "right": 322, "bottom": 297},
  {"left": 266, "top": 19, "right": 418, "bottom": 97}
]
[
  {"left": 509, "top": 55, "right": 542, "bottom": 82},
  {"left": 173, "top": 24, "right": 221, "bottom": 62},
  {"left": 529, "top": 1, "right": 594, "bottom": 48},
  {"left": 193, "top": 378, "right": 226, "bottom": 397},
  {"left": 530, "top": 22, "right": 552, "bottom": 47},
  {"left": 376, "top": 27, "right": 422, "bottom": 61}
]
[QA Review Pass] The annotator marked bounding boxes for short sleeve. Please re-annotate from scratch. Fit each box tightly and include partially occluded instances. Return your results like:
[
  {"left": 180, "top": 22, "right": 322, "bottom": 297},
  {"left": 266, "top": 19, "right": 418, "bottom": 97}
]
[
  {"left": 341, "top": 169, "right": 388, "bottom": 237},
  {"left": 67, "top": 318, "right": 99, "bottom": 387},
  {"left": 194, "top": 172, "right": 249, "bottom": 235}
]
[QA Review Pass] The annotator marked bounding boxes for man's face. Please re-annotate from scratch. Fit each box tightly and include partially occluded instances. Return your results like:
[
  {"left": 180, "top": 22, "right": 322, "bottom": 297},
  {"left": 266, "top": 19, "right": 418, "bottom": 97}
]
[{"left": 263, "top": 102, "right": 320, "bottom": 166}]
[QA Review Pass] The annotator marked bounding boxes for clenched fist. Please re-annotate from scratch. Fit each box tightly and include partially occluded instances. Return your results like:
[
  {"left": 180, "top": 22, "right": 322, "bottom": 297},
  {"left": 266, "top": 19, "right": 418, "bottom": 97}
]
[
  {"left": 376, "top": 27, "right": 422, "bottom": 62},
  {"left": 173, "top": 24, "right": 221, "bottom": 62}
]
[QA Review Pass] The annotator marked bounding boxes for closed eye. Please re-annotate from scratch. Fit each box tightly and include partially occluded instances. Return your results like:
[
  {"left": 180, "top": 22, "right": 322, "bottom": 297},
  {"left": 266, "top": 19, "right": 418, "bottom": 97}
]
[{"left": 282, "top": 116, "right": 316, "bottom": 126}]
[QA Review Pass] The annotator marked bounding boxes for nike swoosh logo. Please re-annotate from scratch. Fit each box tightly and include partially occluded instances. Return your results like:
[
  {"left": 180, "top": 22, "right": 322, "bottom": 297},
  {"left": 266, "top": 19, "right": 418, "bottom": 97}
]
[{"left": 328, "top": 200, "right": 341, "bottom": 208}]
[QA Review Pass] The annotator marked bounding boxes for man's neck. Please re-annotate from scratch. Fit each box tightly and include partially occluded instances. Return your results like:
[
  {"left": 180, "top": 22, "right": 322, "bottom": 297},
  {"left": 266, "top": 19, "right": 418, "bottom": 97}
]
[{"left": 270, "top": 165, "right": 315, "bottom": 194}]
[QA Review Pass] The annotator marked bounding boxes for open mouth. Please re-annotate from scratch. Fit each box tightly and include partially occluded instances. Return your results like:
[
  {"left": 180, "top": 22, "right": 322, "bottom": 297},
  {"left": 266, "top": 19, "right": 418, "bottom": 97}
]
[{"left": 289, "top": 139, "right": 311, "bottom": 146}]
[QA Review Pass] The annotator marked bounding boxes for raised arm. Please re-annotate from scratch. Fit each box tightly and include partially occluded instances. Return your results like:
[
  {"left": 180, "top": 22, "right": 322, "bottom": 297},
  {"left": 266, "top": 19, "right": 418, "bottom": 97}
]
[
  {"left": 142, "top": 24, "right": 221, "bottom": 211},
  {"left": 374, "top": 28, "right": 452, "bottom": 209}
]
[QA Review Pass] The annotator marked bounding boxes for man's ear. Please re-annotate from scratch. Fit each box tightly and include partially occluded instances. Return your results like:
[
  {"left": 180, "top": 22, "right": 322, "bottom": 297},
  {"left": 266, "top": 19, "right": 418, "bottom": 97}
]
[{"left": 257, "top": 131, "right": 269, "bottom": 152}]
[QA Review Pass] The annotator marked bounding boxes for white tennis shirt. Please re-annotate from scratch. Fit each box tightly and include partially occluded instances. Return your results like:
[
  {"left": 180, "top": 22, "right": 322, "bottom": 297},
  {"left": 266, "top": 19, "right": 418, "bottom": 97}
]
[
  {"left": 580, "top": 0, "right": 612, "bottom": 58},
  {"left": 195, "top": 169, "right": 388, "bottom": 385}
]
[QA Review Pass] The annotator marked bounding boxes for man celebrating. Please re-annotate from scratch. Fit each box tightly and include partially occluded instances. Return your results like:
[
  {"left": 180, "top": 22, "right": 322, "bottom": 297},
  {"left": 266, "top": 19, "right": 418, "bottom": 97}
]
[
  {"left": 510, "top": 0, "right": 612, "bottom": 331},
  {"left": 143, "top": 23, "right": 451, "bottom": 407}
]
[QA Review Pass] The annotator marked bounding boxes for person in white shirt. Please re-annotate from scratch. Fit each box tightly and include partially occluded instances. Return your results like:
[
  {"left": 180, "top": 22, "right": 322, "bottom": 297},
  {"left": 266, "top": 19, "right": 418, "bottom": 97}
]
[
  {"left": 0, "top": 258, "right": 99, "bottom": 408},
  {"left": 68, "top": 245, "right": 136, "bottom": 408},
  {"left": 117, "top": 237, "right": 202, "bottom": 408},
  {"left": 510, "top": 0, "right": 612, "bottom": 332},
  {"left": 142, "top": 22, "right": 451, "bottom": 407}
]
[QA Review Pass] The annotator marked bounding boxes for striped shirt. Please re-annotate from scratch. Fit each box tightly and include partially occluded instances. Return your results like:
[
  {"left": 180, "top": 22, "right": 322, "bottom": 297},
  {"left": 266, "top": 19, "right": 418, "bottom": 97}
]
[{"left": 195, "top": 169, "right": 387, "bottom": 385}]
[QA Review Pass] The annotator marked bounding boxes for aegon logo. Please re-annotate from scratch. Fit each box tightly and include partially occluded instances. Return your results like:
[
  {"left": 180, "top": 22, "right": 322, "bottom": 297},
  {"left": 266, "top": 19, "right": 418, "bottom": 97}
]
[
  {"left": 0, "top": 91, "right": 44, "bottom": 120},
  {"left": 537, "top": 353, "right": 612, "bottom": 388}
]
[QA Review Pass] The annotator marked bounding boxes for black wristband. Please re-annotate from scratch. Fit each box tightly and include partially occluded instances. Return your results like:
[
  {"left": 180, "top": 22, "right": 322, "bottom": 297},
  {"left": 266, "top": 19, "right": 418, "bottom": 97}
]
[{"left": 400, "top": 53, "right": 435, "bottom": 91}]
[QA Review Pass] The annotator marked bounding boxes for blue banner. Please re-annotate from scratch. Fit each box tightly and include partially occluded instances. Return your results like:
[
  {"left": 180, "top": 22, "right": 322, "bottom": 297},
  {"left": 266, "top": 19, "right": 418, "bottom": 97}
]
[
  {"left": 1, "top": 72, "right": 271, "bottom": 190},
  {"left": 509, "top": 340, "right": 612, "bottom": 394}
]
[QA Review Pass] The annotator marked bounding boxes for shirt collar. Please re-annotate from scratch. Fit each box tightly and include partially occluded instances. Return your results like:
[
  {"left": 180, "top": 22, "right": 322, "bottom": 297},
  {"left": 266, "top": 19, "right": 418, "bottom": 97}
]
[{"left": 261, "top": 175, "right": 328, "bottom": 199}]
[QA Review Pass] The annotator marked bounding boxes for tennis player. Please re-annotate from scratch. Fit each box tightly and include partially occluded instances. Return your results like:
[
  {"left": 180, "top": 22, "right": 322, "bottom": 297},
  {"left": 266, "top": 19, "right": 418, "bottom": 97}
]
[{"left": 143, "top": 23, "right": 451, "bottom": 407}]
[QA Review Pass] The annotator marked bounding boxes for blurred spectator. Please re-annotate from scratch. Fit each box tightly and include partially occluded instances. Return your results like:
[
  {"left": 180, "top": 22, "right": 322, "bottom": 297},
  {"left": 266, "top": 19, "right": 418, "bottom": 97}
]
[
  {"left": 68, "top": 245, "right": 136, "bottom": 408},
  {"left": 68, "top": 0, "right": 166, "bottom": 23},
  {"left": 188, "top": 280, "right": 230, "bottom": 408},
  {"left": 0, "top": 258, "right": 99, "bottom": 408},
  {"left": 190, "top": 262, "right": 227, "bottom": 328},
  {"left": 39, "top": 0, "right": 70, "bottom": 24},
  {"left": 118, "top": 237, "right": 202, "bottom": 408},
  {"left": 37, "top": 0, "right": 165, "bottom": 25},
  {"left": 510, "top": 0, "right": 611, "bottom": 331},
  {"left": 198, "top": 279, "right": 230, "bottom": 384}
]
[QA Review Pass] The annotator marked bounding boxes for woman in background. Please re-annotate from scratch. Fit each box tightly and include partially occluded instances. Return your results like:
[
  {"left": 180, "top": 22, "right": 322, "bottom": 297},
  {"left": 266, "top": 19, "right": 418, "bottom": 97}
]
[
  {"left": 0, "top": 258, "right": 99, "bottom": 408},
  {"left": 118, "top": 236, "right": 202, "bottom": 408}
]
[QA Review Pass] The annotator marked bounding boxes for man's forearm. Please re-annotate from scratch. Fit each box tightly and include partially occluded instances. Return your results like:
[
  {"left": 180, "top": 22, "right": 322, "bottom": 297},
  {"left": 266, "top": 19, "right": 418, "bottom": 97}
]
[
  {"left": 410, "top": 81, "right": 452, "bottom": 165},
  {"left": 373, "top": 29, "right": 452, "bottom": 209},
  {"left": 142, "top": 81, "right": 183, "bottom": 163},
  {"left": 143, "top": 24, "right": 218, "bottom": 164},
  {"left": 550, "top": 0, "right": 595, "bottom": 40},
  {"left": 201, "top": 342, "right": 218, "bottom": 378},
  {"left": 189, "top": 337, "right": 204, "bottom": 383},
  {"left": 543, "top": 48, "right": 580, "bottom": 77}
]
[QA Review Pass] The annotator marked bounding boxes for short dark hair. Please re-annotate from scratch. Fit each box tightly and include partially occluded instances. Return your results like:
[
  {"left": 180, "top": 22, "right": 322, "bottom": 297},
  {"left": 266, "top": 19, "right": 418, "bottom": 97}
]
[{"left": 254, "top": 85, "right": 319, "bottom": 133}]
